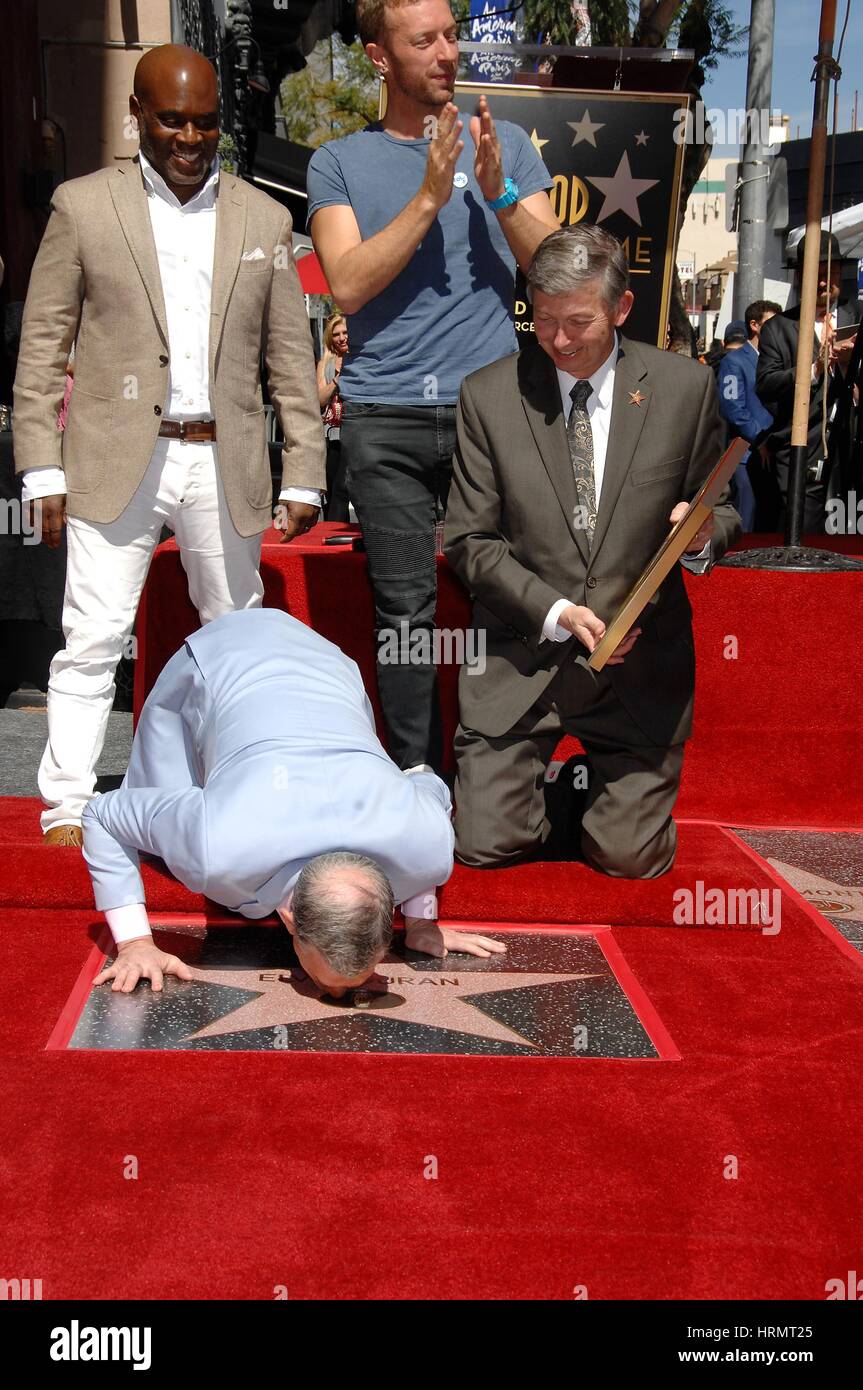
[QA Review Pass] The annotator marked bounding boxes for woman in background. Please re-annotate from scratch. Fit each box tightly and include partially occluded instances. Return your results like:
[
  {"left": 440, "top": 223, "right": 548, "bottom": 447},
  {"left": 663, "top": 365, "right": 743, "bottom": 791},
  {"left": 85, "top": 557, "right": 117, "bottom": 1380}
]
[{"left": 317, "top": 314, "right": 350, "bottom": 522}]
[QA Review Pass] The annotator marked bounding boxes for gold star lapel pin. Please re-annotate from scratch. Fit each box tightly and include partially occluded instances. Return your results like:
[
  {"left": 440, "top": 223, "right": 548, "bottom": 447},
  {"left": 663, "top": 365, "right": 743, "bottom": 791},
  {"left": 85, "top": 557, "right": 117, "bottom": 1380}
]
[{"left": 629, "top": 390, "right": 646, "bottom": 406}]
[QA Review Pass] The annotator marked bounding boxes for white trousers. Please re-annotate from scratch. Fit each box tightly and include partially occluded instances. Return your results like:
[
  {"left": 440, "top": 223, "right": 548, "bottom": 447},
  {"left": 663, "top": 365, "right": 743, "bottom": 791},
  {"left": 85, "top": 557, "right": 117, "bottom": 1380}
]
[{"left": 39, "top": 438, "right": 264, "bottom": 831}]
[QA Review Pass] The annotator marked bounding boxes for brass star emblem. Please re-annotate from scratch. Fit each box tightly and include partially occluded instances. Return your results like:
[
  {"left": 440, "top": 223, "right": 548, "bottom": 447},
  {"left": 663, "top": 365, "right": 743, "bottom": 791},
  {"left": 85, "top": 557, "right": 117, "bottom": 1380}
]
[
  {"left": 178, "top": 956, "right": 602, "bottom": 1049},
  {"left": 629, "top": 390, "right": 646, "bottom": 406},
  {"left": 529, "top": 128, "right": 549, "bottom": 156}
]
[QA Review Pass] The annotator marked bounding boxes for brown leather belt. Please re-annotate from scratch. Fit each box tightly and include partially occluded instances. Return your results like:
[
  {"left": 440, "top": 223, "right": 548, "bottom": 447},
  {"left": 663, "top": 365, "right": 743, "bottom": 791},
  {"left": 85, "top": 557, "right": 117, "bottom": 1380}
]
[{"left": 158, "top": 419, "right": 217, "bottom": 443}]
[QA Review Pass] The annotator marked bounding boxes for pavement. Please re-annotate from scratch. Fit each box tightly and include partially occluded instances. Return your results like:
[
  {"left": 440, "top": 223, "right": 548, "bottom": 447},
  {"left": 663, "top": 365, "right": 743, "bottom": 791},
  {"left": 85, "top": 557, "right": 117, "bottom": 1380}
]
[{"left": 0, "top": 698, "right": 132, "bottom": 797}]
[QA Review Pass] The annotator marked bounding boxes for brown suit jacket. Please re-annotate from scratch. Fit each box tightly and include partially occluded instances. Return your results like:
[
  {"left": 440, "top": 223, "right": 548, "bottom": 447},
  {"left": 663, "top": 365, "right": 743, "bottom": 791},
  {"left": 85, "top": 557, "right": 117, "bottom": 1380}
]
[
  {"left": 444, "top": 336, "right": 741, "bottom": 747},
  {"left": 13, "top": 157, "right": 325, "bottom": 535}
]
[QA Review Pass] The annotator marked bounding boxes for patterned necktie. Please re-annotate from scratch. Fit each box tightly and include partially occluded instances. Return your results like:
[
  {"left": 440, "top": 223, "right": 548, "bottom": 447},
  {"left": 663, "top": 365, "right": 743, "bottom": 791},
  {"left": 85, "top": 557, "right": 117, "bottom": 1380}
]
[{"left": 566, "top": 380, "right": 596, "bottom": 543}]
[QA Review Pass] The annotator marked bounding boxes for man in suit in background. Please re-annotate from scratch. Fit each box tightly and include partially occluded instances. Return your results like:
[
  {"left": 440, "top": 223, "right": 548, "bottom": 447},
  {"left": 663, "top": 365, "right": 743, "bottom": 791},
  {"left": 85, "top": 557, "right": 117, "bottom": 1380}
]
[
  {"left": 717, "top": 302, "right": 781, "bottom": 531},
  {"left": 13, "top": 45, "right": 325, "bottom": 845},
  {"left": 756, "top": 231, "right": 857, "bottom": 533},
  {"left": 84, "top": 609, "right": 502, "bottom": 996},
  {"left": 445, "top": 225, "right": 741, "bottom": 878}
]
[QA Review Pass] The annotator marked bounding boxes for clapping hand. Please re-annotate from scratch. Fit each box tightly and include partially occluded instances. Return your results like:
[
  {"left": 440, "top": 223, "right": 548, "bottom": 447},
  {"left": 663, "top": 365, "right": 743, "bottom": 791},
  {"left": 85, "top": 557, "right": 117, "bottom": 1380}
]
[{"left": 469, "top": 95, "right": 505, "bottom": 202}]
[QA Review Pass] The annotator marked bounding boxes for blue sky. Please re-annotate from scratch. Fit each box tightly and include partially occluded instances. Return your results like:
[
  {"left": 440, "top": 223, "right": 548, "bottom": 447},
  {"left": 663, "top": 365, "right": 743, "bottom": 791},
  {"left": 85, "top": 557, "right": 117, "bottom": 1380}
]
[{"left": 702, "top": 0, "right": 862, "bottom": 154}]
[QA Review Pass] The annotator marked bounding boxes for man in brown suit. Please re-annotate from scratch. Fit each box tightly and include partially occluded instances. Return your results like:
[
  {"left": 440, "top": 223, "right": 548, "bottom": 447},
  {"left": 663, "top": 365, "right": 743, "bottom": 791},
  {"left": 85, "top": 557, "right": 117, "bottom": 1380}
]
[
  {"left": 13, "top": 46, "right": 325, "bottom": 843},
  {"left": 444, "top": 225, "right": 741, "bottom": 877}
]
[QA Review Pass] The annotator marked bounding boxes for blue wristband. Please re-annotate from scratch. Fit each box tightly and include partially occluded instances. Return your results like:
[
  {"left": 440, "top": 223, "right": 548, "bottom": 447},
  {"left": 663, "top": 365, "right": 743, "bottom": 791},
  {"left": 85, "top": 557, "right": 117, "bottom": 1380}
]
[{"left": 486, "top": 178, "right": 519, "bottom": 211}]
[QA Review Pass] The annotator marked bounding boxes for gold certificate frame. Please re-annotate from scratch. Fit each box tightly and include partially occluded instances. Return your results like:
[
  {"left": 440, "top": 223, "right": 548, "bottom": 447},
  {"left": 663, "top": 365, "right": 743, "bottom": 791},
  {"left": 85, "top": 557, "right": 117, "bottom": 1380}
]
[{"left": 587, "top": 437, "right": 749, "bottom": 672}]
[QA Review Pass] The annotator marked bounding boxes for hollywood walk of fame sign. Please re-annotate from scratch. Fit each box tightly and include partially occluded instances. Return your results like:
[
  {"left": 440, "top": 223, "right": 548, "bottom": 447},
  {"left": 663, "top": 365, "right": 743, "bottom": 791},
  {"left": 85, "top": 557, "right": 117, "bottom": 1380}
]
[
  {"left": 52, "top": 926, "right": 678, "bottom": 1060},
  {"left": 453, "top": 81, "right": 690, "bottom": 349}
]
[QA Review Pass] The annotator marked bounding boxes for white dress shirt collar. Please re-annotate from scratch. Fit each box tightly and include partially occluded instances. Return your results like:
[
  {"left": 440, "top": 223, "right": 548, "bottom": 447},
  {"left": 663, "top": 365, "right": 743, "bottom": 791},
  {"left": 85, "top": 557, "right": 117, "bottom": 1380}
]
[
  {"left": 556, "top": 331, "right": 619, "bottom": 419},
  {"left": 138, "top": 149, "right": 220, "bottom": 211}
]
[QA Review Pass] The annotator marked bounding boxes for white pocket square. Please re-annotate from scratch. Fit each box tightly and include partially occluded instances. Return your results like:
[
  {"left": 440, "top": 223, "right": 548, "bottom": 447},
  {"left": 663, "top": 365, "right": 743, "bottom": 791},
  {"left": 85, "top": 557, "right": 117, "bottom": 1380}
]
[{"left": 241, "top": 247, "right": 266, "bottom": 261}]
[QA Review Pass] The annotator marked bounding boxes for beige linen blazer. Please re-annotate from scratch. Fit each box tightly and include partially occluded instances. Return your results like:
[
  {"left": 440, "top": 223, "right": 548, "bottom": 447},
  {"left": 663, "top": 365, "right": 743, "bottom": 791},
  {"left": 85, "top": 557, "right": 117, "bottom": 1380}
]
[{"left": 13, "top": 156, "right": 325, "bottom": 535}]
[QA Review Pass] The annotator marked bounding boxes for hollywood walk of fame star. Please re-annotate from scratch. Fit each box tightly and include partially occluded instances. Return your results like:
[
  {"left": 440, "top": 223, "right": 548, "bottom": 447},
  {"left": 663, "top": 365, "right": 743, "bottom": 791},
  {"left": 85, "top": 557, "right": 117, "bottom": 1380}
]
[
  {"left": 629, "top": 390, "right": 646, "bottom": 407},
  {"left": 635, "top": 130, "right": 650, "bottom": 146},
  {"left": 586, "top": 152, "right": 659, "bottom": 227},
  {"left": 767, "top": 862, "right": 863, "bottom": 921},
  {"left": 568, "top": 110, "right": 605, "bottom": 147},
  {"left": 529, "top": 128, "right": 549, "bottom": 156},
  {"left": 180, "top": 956, "right": 603, "bottom": 1048}
]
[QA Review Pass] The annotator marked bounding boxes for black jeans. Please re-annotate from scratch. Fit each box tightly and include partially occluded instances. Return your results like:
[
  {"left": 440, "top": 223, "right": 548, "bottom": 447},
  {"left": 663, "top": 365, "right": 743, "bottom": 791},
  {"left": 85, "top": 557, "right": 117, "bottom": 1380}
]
[
  {"left": 341, "top": 402, "right": 456, "bottom": 770},
  {"left": 324, "top": 436, "right": 350, "bottom": 522}
]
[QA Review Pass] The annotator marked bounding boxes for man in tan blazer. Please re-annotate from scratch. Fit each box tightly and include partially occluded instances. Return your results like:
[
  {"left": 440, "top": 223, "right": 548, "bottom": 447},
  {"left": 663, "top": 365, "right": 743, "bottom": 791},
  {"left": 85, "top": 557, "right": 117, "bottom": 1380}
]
[
  {"left": 13, "top": 45, "right": 325, "bottom": 843},
  {"left": 445, "top": 225, "right": 741, "bottom": 878}
]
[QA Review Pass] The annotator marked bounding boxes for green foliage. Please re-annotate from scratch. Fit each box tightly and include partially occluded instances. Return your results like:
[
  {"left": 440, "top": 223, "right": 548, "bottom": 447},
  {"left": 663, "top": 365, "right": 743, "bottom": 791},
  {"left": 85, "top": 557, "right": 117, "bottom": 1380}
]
[
  {"left": 520, "top": 1, "right": 746, "bottom": 65},
  {"left": 217, "top": 131, "right": 238, "bottom": 172},
  {"left": 674, "top": 0, "right": 747, "bottom": 71},
  {"left": 279, "top": 37, "right": 378, "bottom": 148},
  {"left": 587, "top": 0, "right": 631, "bottom": 46},
  {"left": 520, "top": 0, "right": 595, "bottom": 46}
]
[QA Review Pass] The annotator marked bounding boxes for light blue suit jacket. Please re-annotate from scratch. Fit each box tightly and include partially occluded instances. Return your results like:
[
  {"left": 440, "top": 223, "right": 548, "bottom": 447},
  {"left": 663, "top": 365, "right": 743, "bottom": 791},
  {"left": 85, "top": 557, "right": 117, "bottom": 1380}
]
[{"left": 82, "top": 610, "right": 454, "bottom": 917}]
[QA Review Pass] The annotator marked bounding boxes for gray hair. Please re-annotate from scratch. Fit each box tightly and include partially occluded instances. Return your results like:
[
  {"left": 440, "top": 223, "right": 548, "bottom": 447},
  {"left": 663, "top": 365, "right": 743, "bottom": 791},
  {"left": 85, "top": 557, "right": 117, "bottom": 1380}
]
[
  {"left": 292, "top": 852, "right": 394, "bottom": 977},
  {"left": 526, "top": 225, "right": 629, "bottom": 312}
]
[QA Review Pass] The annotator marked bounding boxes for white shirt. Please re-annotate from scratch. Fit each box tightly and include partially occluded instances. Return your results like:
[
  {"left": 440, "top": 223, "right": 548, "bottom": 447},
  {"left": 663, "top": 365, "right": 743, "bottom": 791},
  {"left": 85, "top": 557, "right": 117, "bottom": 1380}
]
[
  {"left": 141, "top": 149, "right": 219, "bottom": 420},
  {"left": 541, "top": 335, "right": 710, "bottom": 643},
  {"left": 21, "top": 151, "right": 321, "bottom": 511},
  {"left": 541, "top": 336, "right": 617, "bottom": 642}
]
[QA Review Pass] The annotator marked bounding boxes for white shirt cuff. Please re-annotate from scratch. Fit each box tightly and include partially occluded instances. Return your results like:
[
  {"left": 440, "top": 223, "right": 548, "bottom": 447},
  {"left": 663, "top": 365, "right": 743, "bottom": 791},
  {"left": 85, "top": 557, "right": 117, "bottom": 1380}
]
[
  {"left": 401, "top": 890, "right": 438, "bottom": 921},
  {"left": 278, "top": 487, "right": 323, "bottom": 507},
  {"left": 20, "top": 466, "right": 66, "bottom": 502},
  {"left": 105, "top": 903, "right": 153, "bottom": 946},
  {"left": 404, "top": 763, "right": 435, "bottom": 775},
  {"left": 680, "top": 540, "right": 711, "bottom": 573},
  {"left": 541, "top": 598, "right": 572, "bottom": 644}
]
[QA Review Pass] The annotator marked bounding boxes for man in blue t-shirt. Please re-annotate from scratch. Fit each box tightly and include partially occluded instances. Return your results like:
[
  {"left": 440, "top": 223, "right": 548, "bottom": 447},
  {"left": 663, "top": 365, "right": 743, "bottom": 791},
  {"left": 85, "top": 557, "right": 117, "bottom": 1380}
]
[{"left": 306, "top": 0, "right": 558, "bottom": 772}]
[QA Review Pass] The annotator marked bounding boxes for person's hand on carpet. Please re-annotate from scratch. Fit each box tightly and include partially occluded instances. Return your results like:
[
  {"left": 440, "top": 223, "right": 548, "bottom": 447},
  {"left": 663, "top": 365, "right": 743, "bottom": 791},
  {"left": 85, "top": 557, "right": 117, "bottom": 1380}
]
[
  {"left": 94, "top": 939, "right": 194, "bottom": 994},
  {"left": 404, "top": 918, "right": 506, "bottom": 959}
]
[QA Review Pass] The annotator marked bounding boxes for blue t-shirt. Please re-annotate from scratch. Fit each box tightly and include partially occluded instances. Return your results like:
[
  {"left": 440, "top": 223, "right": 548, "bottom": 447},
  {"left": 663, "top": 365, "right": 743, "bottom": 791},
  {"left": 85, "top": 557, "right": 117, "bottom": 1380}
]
[{"left": 306, "top": 118, "right": 552, "bottom": 404}]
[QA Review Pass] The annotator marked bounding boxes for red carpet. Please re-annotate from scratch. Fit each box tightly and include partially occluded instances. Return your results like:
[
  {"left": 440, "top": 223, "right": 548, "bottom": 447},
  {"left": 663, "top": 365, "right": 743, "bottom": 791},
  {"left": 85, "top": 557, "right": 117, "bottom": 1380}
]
[
  {"left": 1, "top": 862, "right": 861, "bottom": 1298},
  {"left": 0, "top": 800, "right": 784, "bottom": 931},
  {"left": 6, "top": 533, "right": 861, "bottom": 1298},
  {"left": 136, "top": 528, "right": 863, "bottom": 828}
]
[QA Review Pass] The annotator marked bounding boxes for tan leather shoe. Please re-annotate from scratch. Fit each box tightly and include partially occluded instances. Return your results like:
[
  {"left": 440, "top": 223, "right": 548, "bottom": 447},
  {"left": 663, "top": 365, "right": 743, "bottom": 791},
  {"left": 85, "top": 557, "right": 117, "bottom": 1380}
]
[{"left": 43, "top": 825, "right": 83, "bottom": 848}]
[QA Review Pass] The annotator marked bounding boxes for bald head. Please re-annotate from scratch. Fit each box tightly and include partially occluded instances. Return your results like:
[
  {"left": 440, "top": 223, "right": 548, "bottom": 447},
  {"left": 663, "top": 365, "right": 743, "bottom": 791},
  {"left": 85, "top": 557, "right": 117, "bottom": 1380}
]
[
  {"left": 134, "top": 44, "right": 217, "bottom": 104},
  {"left": 280, "top": 852, "right": 395, "bottom": 995},
  {"left": 130, "top": 45, "right": 220, "bottom": 203}
]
